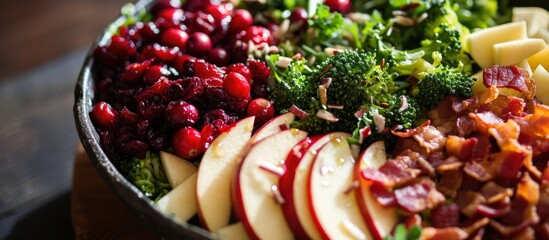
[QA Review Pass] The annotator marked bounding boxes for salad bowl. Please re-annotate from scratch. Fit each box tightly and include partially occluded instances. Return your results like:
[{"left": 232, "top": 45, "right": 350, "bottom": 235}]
[{"left": 74, "top": 0, "right": 549, "bottom": 239}]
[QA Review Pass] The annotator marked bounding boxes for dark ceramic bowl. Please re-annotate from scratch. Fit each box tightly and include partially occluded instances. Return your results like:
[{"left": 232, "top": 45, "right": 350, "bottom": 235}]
[
  {"left": 74, "top": 1, "right": 548, "bottom": 239},
  {"left": 73, "top": 0, "right": 214, "bottom": 239}
]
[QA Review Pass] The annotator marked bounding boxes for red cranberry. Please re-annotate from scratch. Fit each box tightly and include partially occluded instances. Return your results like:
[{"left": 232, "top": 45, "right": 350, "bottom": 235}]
[
  {"left": 207, "top": 47, "right": 229, "bottom": 66},
  {"left": 247, "top": 58, "right": 271, "bottom": 83},
  {"left": 204, "top": 3, "right": 234, "bottom": 26},
  {"left": 228, "top": 94, "right": 251, "bottom": 113},
  {"left": 226, "top": 63, "right": 252, "bottom": 83},
  {"left": 139, "top": 22, "right": 160, "bottom": 42},
  {"left": 289, "top": 8, "right": 308, "bottom": 27},
  {"left": 152, "top": 43, "right": 179, "bottom": 61},
  {"left": 187, "top": 32, "right": 212, "bottom": 56},
  {"left": 324, "top": 0, "right": 352, "bottom": 14},
  {"left": 124, "top": 140, "right": 149, "bottom": 159},
  {"left": 229, "top": 9, "right": 253, "bottom": 32},
  {"left": 165, "top": 101, "right": 199, "bottom": 128},
  {"left": 247, "top": 98, "right": 275, "bottom": 126},
  {"left": 150, "top": 0, "right": 181, "bottom": 16},
  {"left": 91, "top": 101, "right": 118, "bottom": 129},
  {"left": 193, "top": 61, "right": 224, "bottom": 79},
  {"left": 223, "top": 72, "right": 250, "bottom": 98},
  {"left": 121, "top": 60, "right": 151, "bottom": 83},
  {"left": 156, "top": 8, "right": 184, "bottom": 24},
  {"left": 172, "top": 127, "right": 202, "bottom": 159},
  {"left": 191, "top": 11, "right": 216, "bottom": 34},
  {"left": 161, "top": 28, "right": 189, "bottom": 50},
  {"left": 237, "top": 26, "right": 272, "bottom": 45},
  {"left": 144, "top": 65, "right": 171, "bottom": 85}
]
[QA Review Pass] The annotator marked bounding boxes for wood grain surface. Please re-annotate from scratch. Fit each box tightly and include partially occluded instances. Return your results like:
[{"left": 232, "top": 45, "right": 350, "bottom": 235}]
[
  {"left": 72, "top": 144, "right": 158, "bottom": 240},
  {"left": 0, "top": 0, "right": 127, "bottom": 81}
]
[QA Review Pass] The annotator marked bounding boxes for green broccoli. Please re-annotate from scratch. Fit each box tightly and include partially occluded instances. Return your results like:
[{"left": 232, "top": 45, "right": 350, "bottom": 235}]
[
  {"left": 121, "top": 151, "right": 171, "bottom": 201},
  {"left": 267, "top": 55, "right": 316, "bottom": 112},
  {"left": 451, "top": 0, "right": 511, "bottom": 30},
  {"left": 288, "top": 50, "right": 397, "bottom": 134},
  {"left": 350, "top": 94, "right": 421, "bottom": 150},
  {"left": 412, "top": 65, "right": 476, "bottom": 109}
]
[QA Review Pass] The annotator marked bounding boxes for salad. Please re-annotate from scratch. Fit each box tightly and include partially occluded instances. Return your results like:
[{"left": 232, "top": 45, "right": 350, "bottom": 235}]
[{"left": 88, "top": 0, "right": 549, "bottom": 239}]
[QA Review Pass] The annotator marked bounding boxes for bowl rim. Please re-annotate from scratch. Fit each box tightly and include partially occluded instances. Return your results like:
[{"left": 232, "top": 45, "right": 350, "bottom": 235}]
[{"left": 73, "top": 1, "right": 215, "bottom": 239}]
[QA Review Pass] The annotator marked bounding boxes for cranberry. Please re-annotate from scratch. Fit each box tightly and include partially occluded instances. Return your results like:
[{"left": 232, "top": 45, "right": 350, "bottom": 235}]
[
  {"left": 187, "top": 32, "right": 213, "bottom": 56},
  {"left": 204, "top": 3, "right": 233, "bottom": 26},
  {"left": 91, "top": 102, "right": 118, "bottom": 129},
  {"left": 247, "top": 98, "right": 275, "bottom": 126},
  {"left": 161, "top": 28, "right": 189, "bottom": 50},
  {"left": 172, "top": 127, "right": 202, "bottom": 159},
  {"left": 150, "top": 0, "right": 181, "bottom": 16},
  {"left": 193, "top": 61, "right": 224, "bottom": 79},
  {"left": 207, "top": 47, "right": 229, "bottom": 66},
  {"left": 118, "top": 107, "right": 139, "bottom": 125},
  {"left": 226, "top": 63, "right": 252, "bottom": 83},
  {"left": 247, "top": 58, "right": 271, "bottom": 84},
  {"left": 289, "top": 8, "right": 308, "bottom": 27},
  {"left": 121, "top": 60, "right": 151, "bottom": 83},
  {"left": 228, "top": 94, "right": 251, "bottom": 113},
  {"left": 223, "top": 72, "right": 250, "bottom": 98},
  {"left": 156, "top": 8, "right": 184, "bottom": 24},
  {"left": 144, "top": 65, "right": 171, "bottom": 85},
  {"left": 191, "top": 11, "right": 217, "bottom": 34},
  {"left": 152, "top": 43, "right": 179, "bottom": 61},
  {"left": 237, "top": 26, "right": 272, "bottom": 45},
  {"left": 124, "top": 140, "right": 149, "bottom": 159},
  {"left": 139, "top": 22, "right": 160, "bottom": 42},
  {"left": 137, "top": 95, "right": 166, "bottom": 120},
  {"left": 229, "top": 9, "right": 253, "bottom": 32},
  {"left": 165, "top": 101, "right": 199, "bottom": 128},
  {"left": 324, "top": 0, "right": 352, "bottom": 14}
]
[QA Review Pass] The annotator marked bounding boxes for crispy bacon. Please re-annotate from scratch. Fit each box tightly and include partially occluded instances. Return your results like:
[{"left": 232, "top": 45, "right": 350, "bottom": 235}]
[
  {"left": 437, "top": 170, "right": 463, "bottom": 198},
  {"left": 420, "top": 227, "right": 468, "bottom": 240},
  {"left": 456, "top": 190, "right": 486, "bottom": 217},
  {"left": 394, "top": 179, "right": 445, "bottom": 213},
  {"left": 392, "top": 120, "right": 431, "bottom": 138},
  {"left": 483, "top": 65, "right": 536, "bottom": 100},
  {"left": 413, "top": 125, "right": 447, "bottom": 152},
  {"left": 361, "top": 159, "right": 416, "bottom": 187}
]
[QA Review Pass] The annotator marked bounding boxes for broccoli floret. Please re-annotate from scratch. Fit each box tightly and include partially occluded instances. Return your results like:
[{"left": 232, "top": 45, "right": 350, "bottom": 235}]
[
  {"left": 288, "top": 50, "right": 397, "bottom": 134},
  {"left": 121, "top": 151, "right": 171, "bottom": 201},
  {"left": 350, "top": 94, "right": 421, "bottom": 150},
  {"left": 413, "top": 65, "right": 476, "bottom": 109},
  {"left": 267, "top": 55, "right": 316, "bottom": 112},
  {"left": 451, "top": 0, "right": 511, "bottom": 30}
]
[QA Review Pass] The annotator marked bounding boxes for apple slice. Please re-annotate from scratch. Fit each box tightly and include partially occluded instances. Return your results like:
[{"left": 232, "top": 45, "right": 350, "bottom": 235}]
[
  {"left": 196, "top": 117, "right": 255, "bottom": 231},
  {"left": 232, "top": 129, "right": 308, "bottom": 240},
  {"left": 159, "top": 151, "right": 198, "bottom": 188},
  {"left": 308, "top": 135, "right": 372, "bottom": 240},
  {"left": 156, "top": 172, "right": 198, "bottom": 222},
  {"left": 249, "top": 112, "right": 295, "bottom": 144},
  {"left": 355, "top": 141, "right": 398, "bottom": 240},
  {"left": 215, "top": 222, "right": 250, "bottom": 240},
  {"left": 279, "top": 132, "right": 350, "bottom": 239}
]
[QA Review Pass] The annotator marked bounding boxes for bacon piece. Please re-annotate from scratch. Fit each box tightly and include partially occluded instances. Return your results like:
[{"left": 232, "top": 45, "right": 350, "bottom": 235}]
[
  {"left": 392, "top": 120, "right": 431, "bottom": 138},
  {"left": 483, "top": 65, "right": 535, "bottom": 100},
  {"left": 437, "top": 170, "right": 463, "bottom": 198},
  {"left": 528, "top": 104, "right": 549, "bottom": 137},
  {"left": 480, "top": 181, "right": 513, "bottom": 204},
  {"left": 394, "top": 179, "right": 445, "bottom": 213},
  {"left": 370, "top": 183, "right": 397, "bottom": 207},
  {"left": 431, "top": 203, "right": 460, "bottom": 228},
  {"left": 413, "top": 125, "right": 447, "bottom": 153},
  {"left": 468, "top": 112, "right": 504, "bottom": 133},
  {"left": 456, "top": 116, "right": 475, "bottom": 137},
  {"left": 476, "top": 204, "right": 511, "bottom": 218},
  {"left": 361, "top": 160, "right": 416, "bottom": 187},
  {"left": 456, "top": 190, "right": 486, "bottom": 217},
  {"left": 420, "top": 227, "right": 468, "bottom": 240},
  {"left": 464, "top": 160, "right": 494, "bottom": 182}
]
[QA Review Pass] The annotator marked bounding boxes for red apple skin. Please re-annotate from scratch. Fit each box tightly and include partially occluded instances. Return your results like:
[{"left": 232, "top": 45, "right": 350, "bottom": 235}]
[
  {"left": 230, "top": 145, "right": 260, "bottom": 240},
  {"left": 278, "top": 136, "right": 322, "bottom": 239},
  {"left": 354, "top": 142, "right": 397, "bottom": 240},
  {"left": 231, "top": 129, "right": 307, "bottom": 240},
  {"left": 249, "top": 112, "right": 295, "bottom": 144},
  {"left": 354, "top": 155, "right": 383, "bottom": 240}
]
